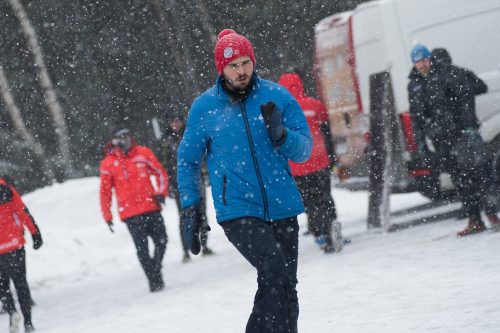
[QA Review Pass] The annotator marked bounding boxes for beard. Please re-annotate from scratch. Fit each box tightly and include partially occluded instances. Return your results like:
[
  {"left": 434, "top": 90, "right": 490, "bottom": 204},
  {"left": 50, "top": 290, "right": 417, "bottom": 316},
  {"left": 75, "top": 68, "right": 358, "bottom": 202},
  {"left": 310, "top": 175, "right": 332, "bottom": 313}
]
[{"left": 224, "top": 73, "right": 252, "bottom": 92}]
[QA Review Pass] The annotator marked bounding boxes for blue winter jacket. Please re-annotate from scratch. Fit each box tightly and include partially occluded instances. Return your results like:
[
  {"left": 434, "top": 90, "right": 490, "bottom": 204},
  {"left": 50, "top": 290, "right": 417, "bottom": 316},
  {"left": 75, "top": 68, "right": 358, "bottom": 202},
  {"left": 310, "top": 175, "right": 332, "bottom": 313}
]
[{"left": 177, "top": 75, "right": 313, "bottom": 223}]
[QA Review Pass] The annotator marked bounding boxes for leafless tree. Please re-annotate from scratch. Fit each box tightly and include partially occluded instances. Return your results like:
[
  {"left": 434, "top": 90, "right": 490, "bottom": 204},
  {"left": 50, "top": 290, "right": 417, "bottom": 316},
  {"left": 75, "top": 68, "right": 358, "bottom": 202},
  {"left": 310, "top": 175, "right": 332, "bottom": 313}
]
[
  {"left": 152, "top": 0, "right": 197, "bottom": 101},
  {"left": 193, "top": 0, "right": 217, "bottom": 44},
  {"left": 0, "top": 64, "right": 55, "bottom": 182},
  {"left": 9, "top": 0, "right": 74, "bottom": 177}
]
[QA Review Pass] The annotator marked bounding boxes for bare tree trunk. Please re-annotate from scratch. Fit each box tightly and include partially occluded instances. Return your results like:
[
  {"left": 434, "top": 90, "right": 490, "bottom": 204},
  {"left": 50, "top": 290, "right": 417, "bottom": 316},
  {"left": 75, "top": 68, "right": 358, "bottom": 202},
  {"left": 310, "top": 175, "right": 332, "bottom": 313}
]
[
  {"left": 9, "top": 0, "right": 73, "bottom": 178},
  {"left": 167, "top": 1, "right": 201, "bottom": 96},
  {"left": 152, "top": 0, "right": 197, "bottom": 102},
  {"left": 193, "top": 0, "right": 217, "bottom": 44},
  {"left": 0, "top": 64, "right": 55, "bottom": 182}
]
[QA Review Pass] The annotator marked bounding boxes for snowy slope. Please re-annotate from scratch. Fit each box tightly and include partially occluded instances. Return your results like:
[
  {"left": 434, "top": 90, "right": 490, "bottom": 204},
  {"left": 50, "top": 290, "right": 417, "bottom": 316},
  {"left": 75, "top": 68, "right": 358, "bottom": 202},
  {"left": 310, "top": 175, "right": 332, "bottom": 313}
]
[{"left": 2, "top": 177, "right": 500, "bottom": 332}]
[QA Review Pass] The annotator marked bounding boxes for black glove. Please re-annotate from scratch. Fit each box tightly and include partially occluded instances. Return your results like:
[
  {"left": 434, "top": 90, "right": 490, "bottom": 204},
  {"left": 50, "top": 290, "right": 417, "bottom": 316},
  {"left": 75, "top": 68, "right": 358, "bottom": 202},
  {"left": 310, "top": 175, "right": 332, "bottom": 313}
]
[
  {"left": 106, "top": 220, "right": 114, "bottom": 233},
  {"left": 32, "top": 232, "right": 43, "bottom": 250},
  {"left": 181, "top": 205, "right": 210, "bottom": 255},
  {"left": 154, "top": 194, "right": 165, "bottom": 205},
  {"left": 260, "top": 101, "right": 286, "bottom": 145}
]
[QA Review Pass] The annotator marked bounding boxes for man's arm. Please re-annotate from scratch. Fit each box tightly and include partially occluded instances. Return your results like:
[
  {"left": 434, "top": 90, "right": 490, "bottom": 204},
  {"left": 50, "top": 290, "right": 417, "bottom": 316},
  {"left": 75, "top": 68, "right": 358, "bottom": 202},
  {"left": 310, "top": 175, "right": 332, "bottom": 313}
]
[
  {"left": 143, "top": 148, "right": 169, "bottom": 198},
  {"left": 447, "top": 67, "right": 476, "bottom": 130},
  {"left": 277, "top": 98, "right": 313, "bottom": 162},
  {"left": 177, "top": 100, "right": 209, "bottom": 209},
  {"left": 99, "top": 164, "right": 114, "bottom": 222},
  {"left": 408, "top": 82, "right": 428, "bottom": 149},
  {"left": 4, "top": 184, "right": 41, "bottom": 247},
  {"left": 1, "top": 183, "right": 36, "bottom": 233},
  {"left": 21, "top": 207, "right": 39, "bottom": 235},
  {"left": 317, "top": 101, "right": 336, "bottom": 166},
  {"left": 466, "top": 69, "right": 488, "bottom": 95}
]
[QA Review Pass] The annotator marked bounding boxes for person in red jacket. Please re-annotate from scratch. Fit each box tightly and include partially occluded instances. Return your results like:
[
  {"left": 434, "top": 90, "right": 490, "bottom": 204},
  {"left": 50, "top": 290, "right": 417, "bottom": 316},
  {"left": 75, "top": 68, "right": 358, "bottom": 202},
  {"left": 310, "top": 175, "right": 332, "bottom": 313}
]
[
  {"left": 99, "top": 128, "right": 169, "bottom": 292},
  {"left": 278, "top": 72, "right": 347, "bottom": 253},
  {"left": 0, "top": 178, "right": 42, "bottom": 332}
]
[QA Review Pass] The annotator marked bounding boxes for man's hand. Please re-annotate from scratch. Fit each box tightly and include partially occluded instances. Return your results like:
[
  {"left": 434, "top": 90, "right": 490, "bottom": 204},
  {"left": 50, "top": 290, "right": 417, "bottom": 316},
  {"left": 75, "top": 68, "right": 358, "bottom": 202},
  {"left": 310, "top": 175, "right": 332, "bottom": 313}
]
[
  {"left": 260, "top": 101, "right": 286, "bottom": 145},
  {"left": 32, "top": 232, "right": 43, "bottom": 250},
  {"left": 181, "top": 205, "right": 210, "bottom": 255},
  {"left": 106, "top": 221, "right": 114, "bottom": 233}
]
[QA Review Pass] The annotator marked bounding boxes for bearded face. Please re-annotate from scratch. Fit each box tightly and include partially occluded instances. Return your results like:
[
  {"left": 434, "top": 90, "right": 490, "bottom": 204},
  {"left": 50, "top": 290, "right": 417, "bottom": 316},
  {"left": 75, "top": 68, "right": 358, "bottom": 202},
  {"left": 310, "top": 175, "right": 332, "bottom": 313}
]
[{"left": 222, "top": 56, "right": 254, "bottom": 92}]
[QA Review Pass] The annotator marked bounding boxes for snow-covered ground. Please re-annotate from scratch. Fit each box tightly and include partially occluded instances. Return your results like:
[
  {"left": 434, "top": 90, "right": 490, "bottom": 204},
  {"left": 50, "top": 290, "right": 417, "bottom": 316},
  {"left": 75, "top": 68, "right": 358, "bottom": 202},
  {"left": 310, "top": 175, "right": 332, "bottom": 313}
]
[{"left": 2, "top": 177, "right": 500, "bottom": 332}]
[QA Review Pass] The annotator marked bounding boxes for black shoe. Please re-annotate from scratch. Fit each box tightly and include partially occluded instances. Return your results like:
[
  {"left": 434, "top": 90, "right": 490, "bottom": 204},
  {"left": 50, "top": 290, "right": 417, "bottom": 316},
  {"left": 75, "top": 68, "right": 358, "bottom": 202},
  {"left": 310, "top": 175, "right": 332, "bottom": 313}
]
[
  {"left": 149, "top": 272, "right": 165, "bottom": 292},
  {"left": 182, "top": 253, "right": 191, "bottom": 263},
  {"left": 154, "top": 277, "right": 165, "bottom": 292},
  {"left": 150, "top": 280, "right": 164, "bottom": 292},
  {"left": 323, "top": 244, "right": 336, "bottom": 254},
  {"left": 202, "top": 247, "right": 215, "bottom": 256},
  {"left": 25, "top": 322, "right": 35, "bottom": 332}
]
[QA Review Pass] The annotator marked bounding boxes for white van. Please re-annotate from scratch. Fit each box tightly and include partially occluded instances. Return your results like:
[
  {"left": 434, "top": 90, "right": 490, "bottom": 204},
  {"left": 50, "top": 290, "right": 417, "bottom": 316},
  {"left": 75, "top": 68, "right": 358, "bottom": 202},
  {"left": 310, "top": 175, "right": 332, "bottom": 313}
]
[{"left": 314, "top": 0, "right": 500, "bottom": 198}]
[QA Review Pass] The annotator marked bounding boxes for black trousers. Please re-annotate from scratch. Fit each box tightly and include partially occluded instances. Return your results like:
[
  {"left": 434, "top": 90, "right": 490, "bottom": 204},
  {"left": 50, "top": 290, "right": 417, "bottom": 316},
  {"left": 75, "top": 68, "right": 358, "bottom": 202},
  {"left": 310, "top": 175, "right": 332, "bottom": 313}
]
[
  {"left": 294, "top": 168, "right": 336, "bottom": 238},
  {"left": 458, "top": 164, "right": 498, "bottom": 220},
  {"left": 436, "top": 139, "right": 497, "bottom": 220},
  {"left": 221, "top": 217, "right": 299, "bottom": 333},
  {"left": 124, "top": 211, "right": 168, "bottom": 282},
  {"left": 0, "top": 248, "right": 32, "bottom": 325}
]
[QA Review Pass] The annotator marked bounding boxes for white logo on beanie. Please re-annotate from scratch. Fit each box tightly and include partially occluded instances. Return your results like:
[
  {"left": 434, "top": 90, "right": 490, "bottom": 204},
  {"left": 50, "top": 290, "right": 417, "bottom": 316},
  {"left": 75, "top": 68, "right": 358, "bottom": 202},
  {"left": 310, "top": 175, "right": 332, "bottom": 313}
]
[{"left": 224, "top": 47, "right": 234, "bottom": 59}]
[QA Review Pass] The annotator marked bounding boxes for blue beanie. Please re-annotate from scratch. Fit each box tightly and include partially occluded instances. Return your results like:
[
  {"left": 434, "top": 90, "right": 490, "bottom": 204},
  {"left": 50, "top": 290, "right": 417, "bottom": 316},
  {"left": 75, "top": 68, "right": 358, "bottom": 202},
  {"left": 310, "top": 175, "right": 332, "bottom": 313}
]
[{"left": 410, "top": 44, "right": 431, "bottom": 63}]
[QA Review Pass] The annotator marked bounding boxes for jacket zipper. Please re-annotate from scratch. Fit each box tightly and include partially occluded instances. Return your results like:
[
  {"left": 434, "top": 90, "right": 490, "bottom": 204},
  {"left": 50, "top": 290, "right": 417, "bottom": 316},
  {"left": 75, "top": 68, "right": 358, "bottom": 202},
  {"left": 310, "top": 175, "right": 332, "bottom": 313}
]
[{"left": 239, "top": 102, "right": 269, "bottom": 220}]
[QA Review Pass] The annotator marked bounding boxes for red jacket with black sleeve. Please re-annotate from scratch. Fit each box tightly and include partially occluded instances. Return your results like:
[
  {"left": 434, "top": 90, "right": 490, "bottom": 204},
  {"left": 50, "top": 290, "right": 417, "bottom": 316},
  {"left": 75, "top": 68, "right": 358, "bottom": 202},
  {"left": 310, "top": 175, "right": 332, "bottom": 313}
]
[
  {"left": 0, "top": 178, "right": 39, "bottom": 254},
  {"left": 278, "top": 73, "right": 331, "bottom": 176},
  {"left": 99, "top": 144, "right": 169, "bottom": 222}
]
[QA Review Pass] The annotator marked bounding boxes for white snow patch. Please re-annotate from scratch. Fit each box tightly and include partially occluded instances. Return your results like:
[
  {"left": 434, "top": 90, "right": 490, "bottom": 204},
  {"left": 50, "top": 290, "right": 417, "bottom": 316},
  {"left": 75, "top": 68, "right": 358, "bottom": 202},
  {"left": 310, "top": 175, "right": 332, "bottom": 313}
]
[{"left": 2, "top": 177, "right": 499, "bottom": 332}]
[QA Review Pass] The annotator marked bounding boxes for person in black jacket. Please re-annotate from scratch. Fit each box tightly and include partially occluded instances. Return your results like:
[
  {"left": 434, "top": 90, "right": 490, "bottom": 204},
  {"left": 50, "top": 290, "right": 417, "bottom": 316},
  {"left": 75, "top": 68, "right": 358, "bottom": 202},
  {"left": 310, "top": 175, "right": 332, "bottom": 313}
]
[
  {"left": 408, "top": 45, "right": 500, "bottom": 236},
  {"left": 407, "top": 45, "right": 461, "bottom": 198}
]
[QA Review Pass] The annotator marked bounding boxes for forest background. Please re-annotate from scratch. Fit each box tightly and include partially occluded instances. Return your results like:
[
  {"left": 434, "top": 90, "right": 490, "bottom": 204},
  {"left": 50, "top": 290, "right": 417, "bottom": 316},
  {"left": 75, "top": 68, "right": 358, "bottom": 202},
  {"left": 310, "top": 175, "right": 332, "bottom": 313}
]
[{"left": 0, "top": 0, "right": 365, "bottom": 192}]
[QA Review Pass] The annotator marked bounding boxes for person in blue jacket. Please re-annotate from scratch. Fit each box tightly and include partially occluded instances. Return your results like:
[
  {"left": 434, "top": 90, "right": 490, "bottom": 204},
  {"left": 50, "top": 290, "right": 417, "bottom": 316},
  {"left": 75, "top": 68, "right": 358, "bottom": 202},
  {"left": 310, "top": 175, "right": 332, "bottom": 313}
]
[{"left": 177, "top": 29, "right": 312, "bottom": 333}]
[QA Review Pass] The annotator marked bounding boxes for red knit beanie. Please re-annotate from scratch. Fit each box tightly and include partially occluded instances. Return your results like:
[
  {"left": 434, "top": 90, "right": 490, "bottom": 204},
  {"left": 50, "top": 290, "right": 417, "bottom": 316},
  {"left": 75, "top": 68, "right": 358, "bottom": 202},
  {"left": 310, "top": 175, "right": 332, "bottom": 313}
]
[{"left": 214, "top": 29, "right": 256, "bottom": 75}]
